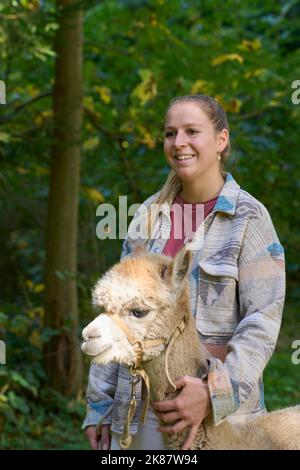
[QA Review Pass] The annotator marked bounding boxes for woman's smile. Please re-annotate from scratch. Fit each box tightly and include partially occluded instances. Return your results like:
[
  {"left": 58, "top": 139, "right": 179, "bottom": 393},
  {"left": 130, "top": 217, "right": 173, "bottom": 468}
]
[{"left": 174, "top": 153, "right": 196, "bottom": 163}]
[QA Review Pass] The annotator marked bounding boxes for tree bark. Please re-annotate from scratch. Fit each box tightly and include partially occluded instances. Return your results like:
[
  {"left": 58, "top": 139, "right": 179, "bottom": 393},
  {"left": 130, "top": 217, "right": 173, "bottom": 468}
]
[{"left": 44, "top": 0, "right": 83, "bottom": 396}]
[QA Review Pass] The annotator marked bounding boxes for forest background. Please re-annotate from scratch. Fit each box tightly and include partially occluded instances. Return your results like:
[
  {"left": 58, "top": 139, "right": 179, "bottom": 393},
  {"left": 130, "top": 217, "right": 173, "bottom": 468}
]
[{"left": 0, "top": 0, "right": 299, "bottom": 449}]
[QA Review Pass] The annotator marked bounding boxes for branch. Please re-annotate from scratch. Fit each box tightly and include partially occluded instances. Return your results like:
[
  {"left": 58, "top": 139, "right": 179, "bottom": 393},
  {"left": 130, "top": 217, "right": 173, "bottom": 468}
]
[
  {"left": 230, "top": 107, "right": 269, "bottom": 121},
  {"left": 0, "top": 13, "right": 27, "bottom": 20},
  {"left": 0, "top": 91, "right": 52, "bottom": 125},
  {"left": 230, "top": 102, "right": 289, "bottom": 121},
  {"left": 83, "top": 106, "right": 122, "bottom": 140},
  {"left": 84, "top": 40, "right": 132, "bottom": 56},
  {"left": 84, "top": 106, "right": 143, "bottom": 200}
]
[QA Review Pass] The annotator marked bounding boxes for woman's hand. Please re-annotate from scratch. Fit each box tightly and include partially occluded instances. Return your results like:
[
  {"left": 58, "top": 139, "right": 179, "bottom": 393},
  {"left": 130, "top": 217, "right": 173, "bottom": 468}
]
[
  {"left": 152, "top": 376, "right": 211, "bottom": 450},
  {"left": 85, "top": 424, "right": 111, "bottom": 450}
]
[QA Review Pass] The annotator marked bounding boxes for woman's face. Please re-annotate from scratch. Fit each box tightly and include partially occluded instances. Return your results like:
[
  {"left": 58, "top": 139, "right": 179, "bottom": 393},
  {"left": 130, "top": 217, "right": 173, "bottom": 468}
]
[{"left": 164, "top": 101, "right": 227, "bottom": 182}]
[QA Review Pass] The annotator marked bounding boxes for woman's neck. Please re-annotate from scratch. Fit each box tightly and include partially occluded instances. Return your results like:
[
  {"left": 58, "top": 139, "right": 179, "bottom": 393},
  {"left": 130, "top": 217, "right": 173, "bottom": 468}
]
[{"left": 180, "top": 172, "right": 225, "bottom": 203}]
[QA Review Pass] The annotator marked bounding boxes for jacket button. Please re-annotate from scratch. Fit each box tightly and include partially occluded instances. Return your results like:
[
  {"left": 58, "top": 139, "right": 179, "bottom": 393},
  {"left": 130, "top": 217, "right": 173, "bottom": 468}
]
[{"left": 154, "top": 248, "right": 160, "bottom": 253}]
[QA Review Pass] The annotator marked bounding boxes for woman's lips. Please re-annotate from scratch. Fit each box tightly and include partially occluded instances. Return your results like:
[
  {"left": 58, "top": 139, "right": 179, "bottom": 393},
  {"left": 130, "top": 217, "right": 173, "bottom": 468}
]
[{"left": 174, "top": 154, "right": 196, "bottom": 164}]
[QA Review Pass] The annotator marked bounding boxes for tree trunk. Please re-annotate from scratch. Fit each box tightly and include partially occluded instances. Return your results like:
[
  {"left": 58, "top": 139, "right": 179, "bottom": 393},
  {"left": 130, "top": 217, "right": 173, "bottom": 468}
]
[{"left": 44, "top": 0, "right": 83, "bottom": 396}]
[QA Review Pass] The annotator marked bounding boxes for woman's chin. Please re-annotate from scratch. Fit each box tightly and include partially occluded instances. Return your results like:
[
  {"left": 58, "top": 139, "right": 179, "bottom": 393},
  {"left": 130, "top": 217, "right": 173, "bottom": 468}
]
[{"left": 174, "top": 168, "right": 199, "bottom": 181}]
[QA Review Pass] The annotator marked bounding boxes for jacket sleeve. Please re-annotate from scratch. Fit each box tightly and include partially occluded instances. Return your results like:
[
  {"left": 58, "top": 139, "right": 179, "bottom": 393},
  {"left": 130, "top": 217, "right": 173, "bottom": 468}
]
[
  {"left": 82, "top": 237, "right": 132, "bottom": 429},
  {"left": 82, "top": 191, "right": 160, "bottom": 429},
  {"left": 207, "top": 205, "right": 286, "bottom": 425},
  {"left": 82, "top": 362, "right": 120, "bottom": 429}
]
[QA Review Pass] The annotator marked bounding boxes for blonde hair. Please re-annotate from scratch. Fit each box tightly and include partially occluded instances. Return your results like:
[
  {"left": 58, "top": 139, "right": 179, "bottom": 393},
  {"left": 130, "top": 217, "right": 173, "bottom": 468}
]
[{"left": 146, "top": 95, "right": 230, "bottom": 238}]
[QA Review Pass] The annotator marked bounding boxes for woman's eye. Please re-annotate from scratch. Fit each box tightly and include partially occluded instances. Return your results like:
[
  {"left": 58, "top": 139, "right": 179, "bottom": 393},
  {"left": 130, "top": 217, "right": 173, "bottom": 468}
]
[
  {"left": 130, "top": 309, "right": 149, "bottom": 318},
  {"left": 165, "top": 131, "right": 175, "bottom": 138},
  {"left": 187, "top": 128, "right": 199, "bottom": 135}
]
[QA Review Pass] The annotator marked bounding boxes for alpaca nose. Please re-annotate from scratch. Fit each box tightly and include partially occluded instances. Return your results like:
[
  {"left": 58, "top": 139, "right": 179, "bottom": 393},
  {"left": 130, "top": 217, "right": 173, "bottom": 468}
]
[
  {"left": 82, "top": 326, "right": 89, "bottom": 341},
  {"left": 82, "top": 325, "right": 102, "bottom": 341}
]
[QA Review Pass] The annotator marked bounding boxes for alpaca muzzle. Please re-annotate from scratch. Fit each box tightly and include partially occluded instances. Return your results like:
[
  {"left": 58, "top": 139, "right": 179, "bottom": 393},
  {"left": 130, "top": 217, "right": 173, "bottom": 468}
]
[{"left": 104, "top": 311, "right": 187, "bottom": 449}]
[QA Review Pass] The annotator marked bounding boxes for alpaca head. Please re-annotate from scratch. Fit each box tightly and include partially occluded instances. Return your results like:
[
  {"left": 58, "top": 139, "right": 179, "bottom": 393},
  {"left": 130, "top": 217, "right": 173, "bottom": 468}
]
[{"left": 81, "top": 245, "right": 192, "bottom": 366}]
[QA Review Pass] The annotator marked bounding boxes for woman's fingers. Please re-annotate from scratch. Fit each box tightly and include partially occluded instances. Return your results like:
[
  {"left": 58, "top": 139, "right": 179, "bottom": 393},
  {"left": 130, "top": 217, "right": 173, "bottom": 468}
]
[
  {"left": 99, "top": 424, "right": 111, "bottom": 450},
  {"left": 85, "top": 424, "right": 111, "bottom": 450},
  {"left": 181, "top": 425, "right": 198, "bottom": 450},
  {"left": 152, "top": 400, "right": 176, "bottom": 412},
  {"left": 158, "top": 419, "right": 188, "bottom": 434},
  {"left": 85, "top": 426, "right": 98, "bottom": 450},
  {"left": 157, "top": 410, "right": 180, "bottom": 424}
]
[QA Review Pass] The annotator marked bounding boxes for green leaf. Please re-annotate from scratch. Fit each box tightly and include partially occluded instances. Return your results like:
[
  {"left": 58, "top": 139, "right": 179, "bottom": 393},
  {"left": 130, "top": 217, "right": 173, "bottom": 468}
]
[
  {"left": 0, "top": 312, "right": 8, "bottom": 326},
  {"left": 7, "top": 391, "right": 30, "bottom": 414}
]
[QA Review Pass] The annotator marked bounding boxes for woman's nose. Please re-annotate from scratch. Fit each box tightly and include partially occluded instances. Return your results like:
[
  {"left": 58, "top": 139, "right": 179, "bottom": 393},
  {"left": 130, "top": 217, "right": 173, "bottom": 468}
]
[{"left": 174, "top": 130, "right": 187, "bottom": 147}]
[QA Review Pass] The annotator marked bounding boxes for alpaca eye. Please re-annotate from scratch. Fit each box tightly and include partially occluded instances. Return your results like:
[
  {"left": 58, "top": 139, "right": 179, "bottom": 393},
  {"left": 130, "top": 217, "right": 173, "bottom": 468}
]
[{"left": 130, "top": 309, "right": 149, "bottom": 318}]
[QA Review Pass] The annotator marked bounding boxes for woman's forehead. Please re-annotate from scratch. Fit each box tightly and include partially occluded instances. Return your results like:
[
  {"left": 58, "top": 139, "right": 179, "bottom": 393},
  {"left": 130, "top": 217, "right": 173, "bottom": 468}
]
[{"left": 165, "top": 102, "right": 209, "bottom": 127}]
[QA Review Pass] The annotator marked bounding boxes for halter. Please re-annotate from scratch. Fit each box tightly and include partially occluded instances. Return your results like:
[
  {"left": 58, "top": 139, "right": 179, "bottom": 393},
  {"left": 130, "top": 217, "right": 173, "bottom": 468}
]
[{"left": 96, "top": 311, "right": 186, "bottom": 449}]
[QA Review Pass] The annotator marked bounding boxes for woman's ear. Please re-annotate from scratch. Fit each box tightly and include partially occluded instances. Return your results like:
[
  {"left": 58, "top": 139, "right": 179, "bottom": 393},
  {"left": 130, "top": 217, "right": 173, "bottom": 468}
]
[{"left": 218, "top": 128, "right": 229, "bottom": 153}]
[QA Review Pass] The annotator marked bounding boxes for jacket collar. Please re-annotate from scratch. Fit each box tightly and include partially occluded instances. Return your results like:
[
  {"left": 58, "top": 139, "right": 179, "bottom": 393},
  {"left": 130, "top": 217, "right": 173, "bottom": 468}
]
[
  {"left": 160, "top": 172, "right": 240, "bottom": 217},
  {"left": 212, "top": 172, "right": 240, "bottom": 216}
]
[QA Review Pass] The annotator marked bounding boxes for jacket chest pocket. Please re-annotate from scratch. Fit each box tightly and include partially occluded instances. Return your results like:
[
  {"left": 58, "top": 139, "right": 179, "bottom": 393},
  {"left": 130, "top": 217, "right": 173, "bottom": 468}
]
[{"left": 196, "top": 261, "right": 239, "bottom": 338}]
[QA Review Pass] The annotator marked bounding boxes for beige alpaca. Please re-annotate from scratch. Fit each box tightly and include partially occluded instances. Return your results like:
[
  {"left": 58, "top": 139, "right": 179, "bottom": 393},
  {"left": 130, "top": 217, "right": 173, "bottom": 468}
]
[{"left": 82, "top": 246, "right": 300, "bottom": 450}]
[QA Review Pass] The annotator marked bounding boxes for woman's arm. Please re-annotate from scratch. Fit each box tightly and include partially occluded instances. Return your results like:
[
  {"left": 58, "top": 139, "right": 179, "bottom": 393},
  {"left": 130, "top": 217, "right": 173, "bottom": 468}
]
[
  {"left": 153, "top": 203, "right": 285, "bottom": 446},
  {"left": 207, "top": 204, "right": 286, "bottom": 424}
]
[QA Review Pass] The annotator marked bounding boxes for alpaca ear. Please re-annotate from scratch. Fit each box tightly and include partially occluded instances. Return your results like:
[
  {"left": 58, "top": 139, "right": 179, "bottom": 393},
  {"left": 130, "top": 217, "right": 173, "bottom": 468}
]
[
  {"left": 159, "top": 263, "right": 168, "bottom": 281},
  {"left": 165, "top": 246, "right": 192, "bottom": 288}
]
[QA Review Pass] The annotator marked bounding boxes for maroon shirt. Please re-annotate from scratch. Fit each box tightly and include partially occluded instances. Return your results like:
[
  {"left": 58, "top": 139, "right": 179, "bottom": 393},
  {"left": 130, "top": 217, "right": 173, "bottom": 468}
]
[{"left": 163, "top": 193, "right": 218, "bottom": 257}]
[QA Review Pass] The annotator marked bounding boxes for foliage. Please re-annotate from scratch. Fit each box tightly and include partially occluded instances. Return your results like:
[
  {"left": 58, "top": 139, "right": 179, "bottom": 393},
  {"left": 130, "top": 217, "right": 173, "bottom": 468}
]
[
  {"left": 0, "top": 374, "right": 89, "bottom": 449},
  {"left": 0, "top": 281, "right": 88, "bottom": 449},
  {"left": 0, "top": 0, "right": 299, "bottom": 448},
  {"left": 264, "top": 349, "right": 300, "bottom": 411}
]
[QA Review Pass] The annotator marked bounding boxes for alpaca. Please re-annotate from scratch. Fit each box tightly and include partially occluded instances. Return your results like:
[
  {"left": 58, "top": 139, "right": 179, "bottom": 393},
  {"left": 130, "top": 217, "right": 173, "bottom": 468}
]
[{"left": 82, "top": 245, "right": 300, "bottom": 450}]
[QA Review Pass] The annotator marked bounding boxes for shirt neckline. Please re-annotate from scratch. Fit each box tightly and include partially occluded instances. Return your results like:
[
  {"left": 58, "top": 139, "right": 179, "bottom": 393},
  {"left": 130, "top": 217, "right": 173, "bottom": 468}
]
[{"left": 174, "top": 193, "right": 219, "bottom": 206}]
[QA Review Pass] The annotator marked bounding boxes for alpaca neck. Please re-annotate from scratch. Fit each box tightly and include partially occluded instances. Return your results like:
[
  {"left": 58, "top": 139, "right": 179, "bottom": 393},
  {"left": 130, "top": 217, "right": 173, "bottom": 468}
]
[
  {"left": 143, "top": 310, "right": 208, "bottom": 402},
  {"left": 140, "top": 293, "right": 247, "bottom": 450}
]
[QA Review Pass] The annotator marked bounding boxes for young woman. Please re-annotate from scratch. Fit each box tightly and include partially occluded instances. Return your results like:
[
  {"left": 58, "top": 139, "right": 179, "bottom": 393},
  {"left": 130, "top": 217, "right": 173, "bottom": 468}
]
[{"left": 83, "top": 95, "right": 285, "bottom": 450}]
